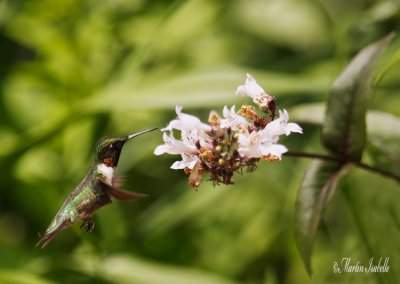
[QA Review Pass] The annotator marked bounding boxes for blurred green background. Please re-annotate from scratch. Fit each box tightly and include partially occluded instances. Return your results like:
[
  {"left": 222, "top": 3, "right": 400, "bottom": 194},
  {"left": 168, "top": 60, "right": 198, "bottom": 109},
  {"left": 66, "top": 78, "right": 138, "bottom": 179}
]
[{"left": 1, "top": 0, "right": 400, "bottom": 283}]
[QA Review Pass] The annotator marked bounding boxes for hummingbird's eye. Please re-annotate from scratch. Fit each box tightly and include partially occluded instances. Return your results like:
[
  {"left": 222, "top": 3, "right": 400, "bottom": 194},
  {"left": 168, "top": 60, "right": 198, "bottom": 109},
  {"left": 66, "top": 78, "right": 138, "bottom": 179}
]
[{"left": 109, "top": 143, "right": 114, "bottom": 148}]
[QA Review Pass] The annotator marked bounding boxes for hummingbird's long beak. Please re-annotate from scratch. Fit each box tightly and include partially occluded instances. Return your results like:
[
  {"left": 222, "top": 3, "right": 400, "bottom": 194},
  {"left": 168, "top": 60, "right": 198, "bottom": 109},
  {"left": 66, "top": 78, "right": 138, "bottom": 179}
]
[{"left": 127, "top": 128, "right": 158, "bottom": 140}]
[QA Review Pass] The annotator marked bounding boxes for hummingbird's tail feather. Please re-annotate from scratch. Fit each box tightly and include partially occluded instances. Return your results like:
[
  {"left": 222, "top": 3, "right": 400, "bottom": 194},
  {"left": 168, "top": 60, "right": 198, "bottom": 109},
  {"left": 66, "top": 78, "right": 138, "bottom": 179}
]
[
  {"left": 36, "top": 221, "right": 70, "bottom": 249},
  {"left": 36, "top": 228, "right": 61, "bottom": 249},
  {"left": 109, "top": 187, "right": 148, "bottom": 200}
]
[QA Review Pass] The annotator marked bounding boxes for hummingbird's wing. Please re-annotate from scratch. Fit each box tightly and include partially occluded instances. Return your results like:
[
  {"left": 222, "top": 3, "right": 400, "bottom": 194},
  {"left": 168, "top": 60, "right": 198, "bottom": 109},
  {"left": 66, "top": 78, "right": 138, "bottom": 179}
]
[{"left": 108, "top": 176, "right": 148, "bottom": 201}]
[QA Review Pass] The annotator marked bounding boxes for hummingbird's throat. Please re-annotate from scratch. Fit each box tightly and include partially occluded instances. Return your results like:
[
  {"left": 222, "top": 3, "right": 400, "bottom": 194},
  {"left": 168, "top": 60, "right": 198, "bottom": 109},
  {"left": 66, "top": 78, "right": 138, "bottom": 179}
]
[{"left": 103, "top": 157, "right": 113, "bottom": 167}]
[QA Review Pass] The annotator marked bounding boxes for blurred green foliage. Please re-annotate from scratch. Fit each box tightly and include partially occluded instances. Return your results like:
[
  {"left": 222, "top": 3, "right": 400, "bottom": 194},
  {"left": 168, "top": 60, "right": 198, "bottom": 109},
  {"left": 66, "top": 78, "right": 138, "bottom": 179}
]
[{"left": 0, "top": 0, "right": 400, "bottom": 283}]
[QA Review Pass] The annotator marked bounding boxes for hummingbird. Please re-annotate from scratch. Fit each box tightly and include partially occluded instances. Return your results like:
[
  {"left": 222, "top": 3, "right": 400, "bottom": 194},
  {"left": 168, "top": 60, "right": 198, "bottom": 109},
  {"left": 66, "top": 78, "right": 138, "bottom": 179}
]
[{"left": 37, "top": 128, "right": 158, "bottom": 248}]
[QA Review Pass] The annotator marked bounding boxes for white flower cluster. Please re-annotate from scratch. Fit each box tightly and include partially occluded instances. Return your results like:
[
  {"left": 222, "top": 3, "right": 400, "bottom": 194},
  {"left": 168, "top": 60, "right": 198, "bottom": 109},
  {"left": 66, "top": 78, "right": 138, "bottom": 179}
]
[{"left": 154, "top": 74, "right": 302, "bottom": 187}]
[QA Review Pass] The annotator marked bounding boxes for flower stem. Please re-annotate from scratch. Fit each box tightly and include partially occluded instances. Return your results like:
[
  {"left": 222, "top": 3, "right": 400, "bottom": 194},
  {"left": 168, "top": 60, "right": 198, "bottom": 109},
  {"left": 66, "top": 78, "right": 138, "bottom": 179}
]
[{"left": 285, "top": 151, "right": 400, "bottom": 182}]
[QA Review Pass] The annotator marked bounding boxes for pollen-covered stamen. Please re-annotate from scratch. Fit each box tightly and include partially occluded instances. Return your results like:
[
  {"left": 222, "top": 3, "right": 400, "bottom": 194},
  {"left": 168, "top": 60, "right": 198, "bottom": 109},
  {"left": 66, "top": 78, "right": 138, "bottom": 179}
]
[
  {"left": 208, "top": 111, "right": 221, "bottom": 127},
  {"left": 238, "top": 105, "right": 260, "bottom": 122},
  {"left": 261, "top": 154, "right": 280, "bottom": 161},
  {"left": 237, "top": 105, "right": 269, "bottom": 129},
  {"left": 199, "top": 147, "right": 214, "bottom": 162}
]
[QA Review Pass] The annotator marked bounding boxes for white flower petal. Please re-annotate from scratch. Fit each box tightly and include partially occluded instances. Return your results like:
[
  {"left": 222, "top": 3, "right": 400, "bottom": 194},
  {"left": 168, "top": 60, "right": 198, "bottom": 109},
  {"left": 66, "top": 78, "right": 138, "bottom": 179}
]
[
  {"left": 220, "top": 105, "right": 249, "bottom": 130},
  {"left": 176, "top": 105, "right": 212, "bottom": 132},
  {"left": 154, "top": 132, "right": 195, "bottom": 155},
  {"left": 286, "top": 123, "right": 303, "bottom": 135},
  {"left": 162, "top": 106, "right": 212, "bottom": 133},
  {"left": 260, "top": 144, "right": 287, "bottom": 159},
  {"left": 170, "top": 154, "right": 198, "bottom": 170},
  {"left": 154, "top": 144, "right": 169, "bottom": 155},
  {"left": 236, "top": 73, "right": 265, "bottom": 99},
  {"left": 266, "top": 109, "right": 302, "bottom": 136},
  {"left": 237, "top": 130, "right": 263, "bottom": 158}
]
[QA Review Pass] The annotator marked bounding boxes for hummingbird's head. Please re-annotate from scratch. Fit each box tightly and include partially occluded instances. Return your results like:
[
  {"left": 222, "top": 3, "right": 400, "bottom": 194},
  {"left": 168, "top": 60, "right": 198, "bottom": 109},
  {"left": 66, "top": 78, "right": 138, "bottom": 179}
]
[{"left": 94, "top": 128, "right": 158, "bottom": 167}]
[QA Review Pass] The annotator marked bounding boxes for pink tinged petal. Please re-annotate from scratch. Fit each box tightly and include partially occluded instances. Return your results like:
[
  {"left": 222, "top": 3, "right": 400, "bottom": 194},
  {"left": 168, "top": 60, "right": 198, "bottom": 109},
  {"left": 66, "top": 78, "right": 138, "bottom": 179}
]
[{"left": 236, "top": 73, "right": 265, "bottom": 99}]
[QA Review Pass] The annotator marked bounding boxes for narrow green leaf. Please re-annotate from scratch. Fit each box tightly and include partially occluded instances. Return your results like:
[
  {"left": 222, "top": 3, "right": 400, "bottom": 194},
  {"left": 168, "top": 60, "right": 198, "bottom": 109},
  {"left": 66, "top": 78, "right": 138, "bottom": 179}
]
[
  {"left": 322, "top": 34, "right": 394, "bottom": 161},
  {"left": 295, "top": 160, "right": 349, "bottom": 276}
]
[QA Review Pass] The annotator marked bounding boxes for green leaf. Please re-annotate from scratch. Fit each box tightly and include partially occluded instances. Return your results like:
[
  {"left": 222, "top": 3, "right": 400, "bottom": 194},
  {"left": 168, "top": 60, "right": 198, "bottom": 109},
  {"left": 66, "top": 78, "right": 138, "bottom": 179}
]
[
  {"left": 375, "top": 47, "right": 400, "bottom": 86},
  {"left": 368, "top": 136, "right": 400, "bottom": 175},
  {"left": 295, "top": 160, "right": 349, "bottom": 276},
  {"left": 322, "top": 34, "right": 394, "bottom": 162}
]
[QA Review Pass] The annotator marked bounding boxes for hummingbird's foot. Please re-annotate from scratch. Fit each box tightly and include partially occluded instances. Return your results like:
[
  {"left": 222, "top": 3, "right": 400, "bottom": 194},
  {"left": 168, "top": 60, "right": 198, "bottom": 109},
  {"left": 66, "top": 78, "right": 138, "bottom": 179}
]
[{"left": 80, "top": 218, "right": 95, "bottom": 232}]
